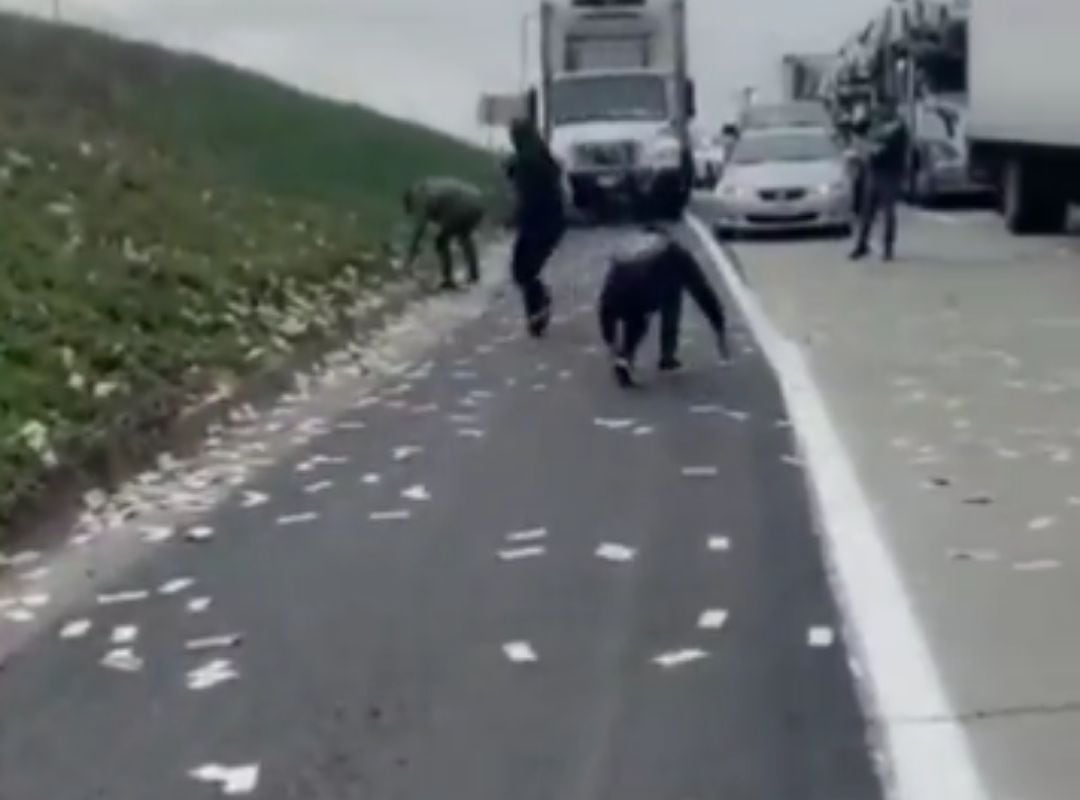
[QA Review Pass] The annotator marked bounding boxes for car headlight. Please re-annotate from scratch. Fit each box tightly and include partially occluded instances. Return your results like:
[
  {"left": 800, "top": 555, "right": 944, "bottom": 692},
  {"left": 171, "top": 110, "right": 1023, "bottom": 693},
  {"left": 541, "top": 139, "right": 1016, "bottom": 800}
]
[
  {"left": 817, "top": 181, "right": 848, "bottom": 196},
  {"left": 718, "top": 183, "right": 749, "bottom": 200}
]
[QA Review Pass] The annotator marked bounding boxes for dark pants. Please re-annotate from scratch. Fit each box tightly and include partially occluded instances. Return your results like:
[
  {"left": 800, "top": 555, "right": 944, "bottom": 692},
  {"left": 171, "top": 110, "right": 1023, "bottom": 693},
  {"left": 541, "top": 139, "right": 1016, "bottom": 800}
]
[
  {"left": 511, "top": 217, "right": 564, "bottom": 324},
  {"left": 855, "top": 171, "right": 900, "bottom": 255},
  {"left": 434, "top": 210, "right": 483, "bottom": 285},
  {"left": 603, "top": 286, "right": 682, "bottom": 364}
]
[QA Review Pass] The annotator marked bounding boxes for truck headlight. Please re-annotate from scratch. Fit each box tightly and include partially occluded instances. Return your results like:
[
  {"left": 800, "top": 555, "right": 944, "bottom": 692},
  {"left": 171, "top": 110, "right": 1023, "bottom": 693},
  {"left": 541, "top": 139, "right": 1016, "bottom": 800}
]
[{"left": 645, "top": 136, "right": 682, "bottom": 170}]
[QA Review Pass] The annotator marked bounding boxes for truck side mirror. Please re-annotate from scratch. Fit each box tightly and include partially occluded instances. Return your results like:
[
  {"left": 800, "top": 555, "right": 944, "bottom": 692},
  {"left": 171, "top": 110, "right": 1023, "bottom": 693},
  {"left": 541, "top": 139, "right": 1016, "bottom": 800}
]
[
  {"left": 685, "top": 79, "right": 697, "bottom": 120},
  {"left": 721, "top": 123, "right": 739, "bottom": 139}
]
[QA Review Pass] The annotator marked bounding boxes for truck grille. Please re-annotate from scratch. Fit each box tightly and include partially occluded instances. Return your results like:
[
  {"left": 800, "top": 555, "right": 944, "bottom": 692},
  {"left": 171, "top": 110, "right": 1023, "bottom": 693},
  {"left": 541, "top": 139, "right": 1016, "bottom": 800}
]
[
  {"left": 573, "top": 141, "right": 639, "bottom": 170},
  {"left": 759, "top": 187, "right": 808, "bottom": 202}
]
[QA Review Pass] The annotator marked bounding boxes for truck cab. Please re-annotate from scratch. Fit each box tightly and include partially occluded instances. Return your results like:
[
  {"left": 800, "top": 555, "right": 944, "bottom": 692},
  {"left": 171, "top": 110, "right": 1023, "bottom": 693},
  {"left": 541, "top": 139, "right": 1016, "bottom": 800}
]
[{"left": 535, "top": 0, "right": 695, "bottom": 219}]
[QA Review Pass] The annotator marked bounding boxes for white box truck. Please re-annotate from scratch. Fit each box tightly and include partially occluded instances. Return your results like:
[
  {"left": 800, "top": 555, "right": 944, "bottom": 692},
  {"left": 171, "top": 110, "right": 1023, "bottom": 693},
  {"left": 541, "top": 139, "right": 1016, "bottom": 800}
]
[
  {"left": 529, "top": 0, "right": 696, "bottom": 217},
  {"left": 967, "top": 0, "right": 1080, "bottom": 233}
]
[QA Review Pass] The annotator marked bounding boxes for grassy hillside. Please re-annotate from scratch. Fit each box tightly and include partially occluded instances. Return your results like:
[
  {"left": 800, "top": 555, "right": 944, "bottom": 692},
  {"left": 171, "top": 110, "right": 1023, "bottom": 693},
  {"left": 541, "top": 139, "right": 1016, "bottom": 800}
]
[{"left": 0, "top": 11, "right": 498, "bottom": 523}]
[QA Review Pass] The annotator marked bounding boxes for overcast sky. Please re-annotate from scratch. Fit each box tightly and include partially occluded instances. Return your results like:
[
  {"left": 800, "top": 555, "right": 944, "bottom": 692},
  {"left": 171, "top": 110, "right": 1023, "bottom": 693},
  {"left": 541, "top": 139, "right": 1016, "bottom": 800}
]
[{"left": 2, "top": 0, "right": 881, "bottom": 142}]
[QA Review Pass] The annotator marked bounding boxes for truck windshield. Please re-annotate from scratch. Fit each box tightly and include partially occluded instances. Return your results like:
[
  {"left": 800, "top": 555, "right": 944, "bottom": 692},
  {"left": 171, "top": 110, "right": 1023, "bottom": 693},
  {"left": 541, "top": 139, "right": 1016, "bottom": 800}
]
[{"left": 550, "top": 75, "right": 668, "bottom": 125}]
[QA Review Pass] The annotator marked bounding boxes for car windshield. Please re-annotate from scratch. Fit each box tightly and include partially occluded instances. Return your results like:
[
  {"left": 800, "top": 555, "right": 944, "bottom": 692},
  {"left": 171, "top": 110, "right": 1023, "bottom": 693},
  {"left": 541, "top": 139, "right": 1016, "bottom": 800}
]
[
  {"left": 550, "top": 75, "right": 668, "bottom": 125},
  {"left": 730, "top": 132, "right": 839, "bottom": 165}
]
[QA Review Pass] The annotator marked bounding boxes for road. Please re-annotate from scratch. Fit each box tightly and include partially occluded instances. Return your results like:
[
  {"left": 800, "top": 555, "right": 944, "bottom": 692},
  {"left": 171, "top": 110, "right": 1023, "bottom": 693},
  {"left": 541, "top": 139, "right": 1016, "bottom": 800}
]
[
  {"left": 733, "top": 206, "right": 1080, "bottom": 800},
  {"left": 0, "top": 229, "right": 880, "bottom": 799}
]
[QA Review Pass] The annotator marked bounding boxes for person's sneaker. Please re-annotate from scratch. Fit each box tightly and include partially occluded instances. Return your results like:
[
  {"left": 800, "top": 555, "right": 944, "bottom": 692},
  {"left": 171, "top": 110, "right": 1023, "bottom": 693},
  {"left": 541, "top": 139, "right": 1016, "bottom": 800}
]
[
  {"left": 716, "top": 334, "right": 732, "bottom": 363},
  {"left": 849, "top": 245, "right": 869, "bottom": 261},
  {"left": 613, "top": 358, "right": 636, "bottom": 388},
  {"left": 527, "top": 301, "right": 553, "bottom": 339},
  {"left": 439, "top": 279, "right": 459, "bottom": 292},
  {"left": 468, "top": 272, "right": 481, "bottom": 284},
  {"left": 882, "top": 248, "right": 895, "bottom": 262},
  {"left": 658, "top": 355, "right": 683, "bottom": 373}
]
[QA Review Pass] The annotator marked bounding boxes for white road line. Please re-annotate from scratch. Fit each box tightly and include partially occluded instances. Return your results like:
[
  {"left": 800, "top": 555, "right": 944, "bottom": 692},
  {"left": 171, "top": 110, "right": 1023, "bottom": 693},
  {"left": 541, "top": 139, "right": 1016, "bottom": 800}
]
[{"left": 689, "top": 215, "right": 986, "bottom": 800}]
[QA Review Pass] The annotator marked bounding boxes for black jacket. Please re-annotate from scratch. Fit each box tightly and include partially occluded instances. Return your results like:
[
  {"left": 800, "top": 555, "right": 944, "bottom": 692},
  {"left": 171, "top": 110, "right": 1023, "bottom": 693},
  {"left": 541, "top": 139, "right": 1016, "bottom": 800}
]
[
  {"left": 599, "top": 229, "right": 726, "bottom": 343},
  {"left": 506, "top": 146, "right": 564, "bottom": 227}
]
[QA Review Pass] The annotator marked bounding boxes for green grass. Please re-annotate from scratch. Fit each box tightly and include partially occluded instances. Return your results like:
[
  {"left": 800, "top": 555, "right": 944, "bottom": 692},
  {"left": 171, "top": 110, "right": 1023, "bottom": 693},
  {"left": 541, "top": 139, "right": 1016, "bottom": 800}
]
[{"left": 0, "top": 11, "right": 499, "bottom": 523}]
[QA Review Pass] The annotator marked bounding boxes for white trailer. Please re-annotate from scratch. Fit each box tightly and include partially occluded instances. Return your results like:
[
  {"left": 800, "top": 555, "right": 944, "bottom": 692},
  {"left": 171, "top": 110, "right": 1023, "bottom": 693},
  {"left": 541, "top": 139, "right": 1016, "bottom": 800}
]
[
  {"left": 532, "top": 0, "right": 696, "bottom": 216},
  {"left": 967, "top": 0, "right": 1080, "bottom": 233}
]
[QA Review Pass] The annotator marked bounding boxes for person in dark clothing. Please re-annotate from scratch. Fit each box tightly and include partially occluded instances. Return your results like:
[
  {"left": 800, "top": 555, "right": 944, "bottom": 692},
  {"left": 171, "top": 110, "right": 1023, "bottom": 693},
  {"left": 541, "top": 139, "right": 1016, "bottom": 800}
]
[
  {"left": 598, "top": 171, "right": 730, "bottom": 388},
  {"left": 507, "top": 118, "right": 566, "bottom": 337},
  {"left": 403, "top": 177, "right": 485, "bottom": 289},
  {"left": 851, "top": 101, "right": 909, "bottom": 261}
]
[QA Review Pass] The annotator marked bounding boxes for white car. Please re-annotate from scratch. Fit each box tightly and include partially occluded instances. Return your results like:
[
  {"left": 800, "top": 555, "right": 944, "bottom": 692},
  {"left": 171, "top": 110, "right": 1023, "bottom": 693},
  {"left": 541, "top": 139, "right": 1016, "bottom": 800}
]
[{"left": 699, "top": 127, "right": 854, "bottom": 236}]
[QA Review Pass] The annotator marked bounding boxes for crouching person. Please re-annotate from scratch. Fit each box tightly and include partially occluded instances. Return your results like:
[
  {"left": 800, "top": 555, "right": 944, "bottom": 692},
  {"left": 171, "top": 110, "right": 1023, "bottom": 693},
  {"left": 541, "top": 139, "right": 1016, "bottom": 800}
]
[{"left": 598, "top": 172, "right": 730, "bottom": 388}]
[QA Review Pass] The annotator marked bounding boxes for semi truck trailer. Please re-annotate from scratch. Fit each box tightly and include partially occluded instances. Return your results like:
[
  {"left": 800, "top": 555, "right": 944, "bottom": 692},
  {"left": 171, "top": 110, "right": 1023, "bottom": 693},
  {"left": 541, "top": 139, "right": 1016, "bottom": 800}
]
[{"left": 967, "top": 0, "right": 1080, "bottom": 233}]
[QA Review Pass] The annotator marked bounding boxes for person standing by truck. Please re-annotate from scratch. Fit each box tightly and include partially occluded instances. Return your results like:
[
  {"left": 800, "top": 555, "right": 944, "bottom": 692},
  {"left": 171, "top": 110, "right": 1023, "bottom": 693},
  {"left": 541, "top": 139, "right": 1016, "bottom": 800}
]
[
  {"left": 506, "top": 117, "right": 566, "bottom": 338},
  {"left": 850, "top": 100, "right": 909, "bottom": 262},
  {"left": 402, "top": 177, "right": 486, "bottom": 289}
]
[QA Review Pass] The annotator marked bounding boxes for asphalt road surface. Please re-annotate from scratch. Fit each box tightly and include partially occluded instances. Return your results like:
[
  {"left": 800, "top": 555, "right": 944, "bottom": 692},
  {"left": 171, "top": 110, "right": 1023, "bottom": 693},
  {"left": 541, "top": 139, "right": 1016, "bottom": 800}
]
[{"left": 0, "top": 228, "right": 881, "bottom": 799}]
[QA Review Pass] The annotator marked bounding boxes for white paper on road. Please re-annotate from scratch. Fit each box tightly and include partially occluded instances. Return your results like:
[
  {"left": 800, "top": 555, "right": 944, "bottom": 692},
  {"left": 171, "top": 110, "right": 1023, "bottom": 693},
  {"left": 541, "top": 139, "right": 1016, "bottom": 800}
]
[
  {"left": 303, "top": 480, "right": 334, "bottom": 495},
  {"left": 187, "top": 597, "right": 213, "bottom": 614},
  {"left": 5, "top": 608, "right": 34, "bottom": 623},
  {"left": 502, "top": 641, "right": 538, "bottom": 663},
  {"left": 276, "top": 512, "right": 319, "bottom": 527},
  {"left": 498, "top": 546, "right": 546, "bottom": 561},
  {"left": 18, "top": 566, "right": 50, "bottom": 583},
  {"left": 141, "top": 525, "right": 175, "bottom": 543},
  {"left": 98, "top": 590, "right": 150, "bottom": 606},
  {"left": 60, "top": 619, "right": 93, "bottom": 640},
  {"left": 20, "top": 593, "right": 49, "bottom": 608},
  {"left": 1027, "top": 516, "right": 1057, "bottom": 532},
  {"left": 111, "top": 625, "right": 139, "bottom": 645},
  {"left": 160, "top": 577, "right": 196, "bottom": 596},
  {"left": 186, "top": 658, "right": 240, "bottom": 690},
  {"left": 808, "top": 626, "right": 836, "bottom": 648},
  {"left": 186, "top": 634, "right": 243, "bottom": 652},
  {"left": 457, "top": 428, "right": 486, "bottom": 439},
  {"left": 239, "top": 490, "right": 268, "bottom": 509},
  {"left": 361, "top": 473, "right": 382, "bottom": 486},
  {"left": 653, "top": 648, "right": 708, "bottom": 668},
  {"left": 690, "top": 404, "right": 724, "bottom": 415},
  {"left": 401, "top": 485, "right": 431, "bottom": 502},
  {"left": 190, "top": 764, "right": 260, "bottom": 796},
  {"left": 725, "top": 409, "right": 751, "bottom": 423},
  {"left": 948, "top": 549, "right": 999, "bottom": 563},
  {"left": 707, "top": 536, "right": 731, "bottom": 552},
  {"left": 594, "top": 418, "right": 635, "bottom": 430},
  {"left": 595, "top": 543, "right": 636, "bottom": 563},
  {"left": 507, "top": 528, "right": 547, "bottom": 543},
  {"left": 185, "top": 525, "right": 215, "bottom": 542},
  {"left": 370, "top": 510, "right": 411, "bottom": 522},
  {"left": 681, "top": 466, "right": 719, "bottom": 478},
  {"left": 532, "top": 383, "right": 548, "bottom": 392},
  {"left": 102, "top": 648, "right": 144, "bottom": 672},
  {"left": 1013, "top": 559, "right": 1062, "bottom": 572},
  {"left": 633, "top": 426, "right": 654, "bottom": 436},
  {"left": 393, "top": 445, "right": 423, "bottom": 462},
  {"left": 1068, "top": 496, "right": 1080, "bottom": 507},
  {"left": 698, "top": 609, "right": 730, "bottom": 630},
  {"left": 336, "top": 420, "right": 367, "bottom": 431},
  {"left": 781, "top": 454, "right": 805, "bottom": 468},
  {"left": 449, "top": 413, "right": 479, "bottom": 425}
]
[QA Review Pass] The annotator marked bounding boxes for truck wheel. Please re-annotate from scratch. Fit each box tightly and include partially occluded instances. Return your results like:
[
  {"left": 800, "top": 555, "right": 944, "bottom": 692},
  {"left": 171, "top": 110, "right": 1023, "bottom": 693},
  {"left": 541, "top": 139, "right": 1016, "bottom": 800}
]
[{"left": 1004, "top": 158, "right": 1068, "bottom": 234}]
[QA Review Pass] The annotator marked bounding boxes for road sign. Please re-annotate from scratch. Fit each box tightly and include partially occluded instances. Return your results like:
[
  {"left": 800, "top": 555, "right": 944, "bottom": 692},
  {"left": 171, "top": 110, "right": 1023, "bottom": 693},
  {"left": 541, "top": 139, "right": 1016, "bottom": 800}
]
[{"left": 477, "top": 93, "right": 528, "bottom": 127}]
